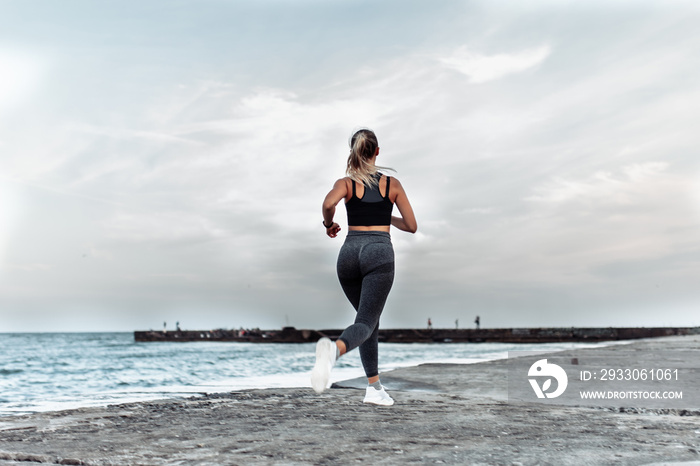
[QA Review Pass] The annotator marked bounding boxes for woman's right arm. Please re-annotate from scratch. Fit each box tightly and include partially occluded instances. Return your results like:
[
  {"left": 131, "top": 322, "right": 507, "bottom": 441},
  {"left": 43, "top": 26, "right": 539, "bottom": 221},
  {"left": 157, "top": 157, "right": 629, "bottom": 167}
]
[
  {"left": 322, "top": 178, "right": 348, "bottom": 238},
  {"left": 390, "top": 178, "right": 417, "bottom": 233}
]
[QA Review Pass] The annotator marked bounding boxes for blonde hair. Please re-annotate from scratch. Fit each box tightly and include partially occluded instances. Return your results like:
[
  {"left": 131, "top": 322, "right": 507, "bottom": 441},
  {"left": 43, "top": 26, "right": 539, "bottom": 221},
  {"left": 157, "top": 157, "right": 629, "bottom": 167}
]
[{"left": 346, "top": 128, "right": 394, "bottom": 187}]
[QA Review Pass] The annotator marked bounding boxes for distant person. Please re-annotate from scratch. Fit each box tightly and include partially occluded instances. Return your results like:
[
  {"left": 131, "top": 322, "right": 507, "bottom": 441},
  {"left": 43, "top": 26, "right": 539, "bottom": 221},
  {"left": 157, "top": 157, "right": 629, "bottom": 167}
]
[
  {"left": 427, "top": 318, "right": 432, "bottom": 330},
  {"left": 475, "top": 315, "right": 480, "bottom": 330},
  {"left": 163, "top": 321, "right": 167, "bottom": 334},
  {"left": 176, "top": 321, "right": 181, "bottom": 332},
  {"left": 311, "top": 128, "right": 417, "bottom": 406},
  {"left": 455, "top": 319, "right": 459, "bottom": 329}
]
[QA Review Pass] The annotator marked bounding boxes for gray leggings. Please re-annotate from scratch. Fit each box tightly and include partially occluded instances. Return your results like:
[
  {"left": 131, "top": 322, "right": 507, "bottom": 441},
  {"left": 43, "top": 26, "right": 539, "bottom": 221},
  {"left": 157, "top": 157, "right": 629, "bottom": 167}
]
[{"left": 336, "top": 231, "right": 395, "bottom": 378}]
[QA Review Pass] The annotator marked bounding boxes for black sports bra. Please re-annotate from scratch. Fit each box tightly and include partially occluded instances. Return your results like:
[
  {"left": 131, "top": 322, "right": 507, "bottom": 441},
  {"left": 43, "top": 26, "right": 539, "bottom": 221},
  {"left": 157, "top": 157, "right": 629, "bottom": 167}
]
[{"left": 345, "top": 173, "right": 393, "bottom": 226}]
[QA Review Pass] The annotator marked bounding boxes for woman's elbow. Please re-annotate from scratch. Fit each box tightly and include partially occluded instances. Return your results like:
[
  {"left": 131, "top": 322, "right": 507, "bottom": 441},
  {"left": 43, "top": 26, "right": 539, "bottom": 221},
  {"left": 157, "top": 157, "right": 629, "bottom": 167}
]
[
  {"left": 407, "top": 222, "right": 418, "bottom": 234},
  {"left": 322, "top": 200, "right": 336, "bottom": 213}
]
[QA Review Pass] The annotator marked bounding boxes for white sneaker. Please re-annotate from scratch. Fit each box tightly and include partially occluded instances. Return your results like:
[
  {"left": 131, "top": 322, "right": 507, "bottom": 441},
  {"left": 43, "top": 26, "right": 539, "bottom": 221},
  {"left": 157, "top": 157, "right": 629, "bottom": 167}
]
[
  {"left": 310, "top": 338, "right": 336, "bottom": 394},
  {"left": 363, "top": 385, "right": 395, "bottom": 406}
]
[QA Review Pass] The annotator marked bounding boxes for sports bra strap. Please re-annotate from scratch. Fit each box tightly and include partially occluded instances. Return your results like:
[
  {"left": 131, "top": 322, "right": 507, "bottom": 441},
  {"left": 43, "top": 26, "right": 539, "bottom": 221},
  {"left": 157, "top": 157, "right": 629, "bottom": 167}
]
[{"left": 350, "top": 174, "right": 389, "bottom": 199}]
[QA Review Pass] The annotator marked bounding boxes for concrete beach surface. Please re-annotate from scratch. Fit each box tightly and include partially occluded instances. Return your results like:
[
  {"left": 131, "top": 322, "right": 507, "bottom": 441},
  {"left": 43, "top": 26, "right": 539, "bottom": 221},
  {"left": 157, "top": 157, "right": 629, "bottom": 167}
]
[{"left": 1, "top": 336, "right": 699, "bottom": 465}]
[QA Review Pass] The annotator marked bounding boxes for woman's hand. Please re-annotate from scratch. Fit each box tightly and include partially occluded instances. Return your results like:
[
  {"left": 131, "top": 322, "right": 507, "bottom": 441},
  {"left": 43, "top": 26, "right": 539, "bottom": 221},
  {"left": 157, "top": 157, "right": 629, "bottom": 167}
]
[{"left": 326, "top": 222, "right": 341, "bottom": 238}]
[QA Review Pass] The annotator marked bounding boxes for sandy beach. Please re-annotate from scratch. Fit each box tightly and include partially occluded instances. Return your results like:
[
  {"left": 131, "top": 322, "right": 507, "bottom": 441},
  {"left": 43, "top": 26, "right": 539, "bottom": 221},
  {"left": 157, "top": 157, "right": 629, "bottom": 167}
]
[{"left": 1, "top": 335, "right": 698, "bottom": 465}]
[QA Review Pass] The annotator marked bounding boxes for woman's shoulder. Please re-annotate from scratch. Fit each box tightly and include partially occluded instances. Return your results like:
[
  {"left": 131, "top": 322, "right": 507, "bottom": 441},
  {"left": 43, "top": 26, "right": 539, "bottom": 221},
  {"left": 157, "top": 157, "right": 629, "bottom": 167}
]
[
  {"left": 336, "top": 177, "right": 353, "bottom": 194},
  {"left": 386, "top": 175, "right": 406, "bottom": 202},
  {"left": 386, "top": 175, "right": 403, "bottom": 188}
]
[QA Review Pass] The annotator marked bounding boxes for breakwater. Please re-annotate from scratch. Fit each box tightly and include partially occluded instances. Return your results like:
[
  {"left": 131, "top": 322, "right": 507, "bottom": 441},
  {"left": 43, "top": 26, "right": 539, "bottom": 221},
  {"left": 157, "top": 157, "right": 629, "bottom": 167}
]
[{"left": 134, "top": 326, "right": 700, "bottom": 343}]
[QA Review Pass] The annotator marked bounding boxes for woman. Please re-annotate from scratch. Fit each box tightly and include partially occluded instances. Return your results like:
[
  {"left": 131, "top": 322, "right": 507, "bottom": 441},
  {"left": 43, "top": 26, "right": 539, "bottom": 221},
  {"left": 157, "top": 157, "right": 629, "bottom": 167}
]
[{"left": 311, "top": 128, "right": 417, "bottom": 406}]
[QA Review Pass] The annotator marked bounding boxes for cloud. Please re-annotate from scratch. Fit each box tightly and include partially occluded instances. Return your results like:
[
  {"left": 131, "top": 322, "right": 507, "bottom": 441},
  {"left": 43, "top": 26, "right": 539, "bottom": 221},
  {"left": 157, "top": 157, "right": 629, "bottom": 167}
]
[
  {"left": 510, "top": 161, "right": 698, "bottom": 292},
  {"left": 71, "top": 122, "right": 205, "bottom": 146},
  {"left": 525, "top": 162, "right": 669, "bottom": 205},
  {"left": 439, "top": 45, "right": 551, "bottom": 83},
  {"left": 6, "top": 263, "right": 52, "bottom": 272}
]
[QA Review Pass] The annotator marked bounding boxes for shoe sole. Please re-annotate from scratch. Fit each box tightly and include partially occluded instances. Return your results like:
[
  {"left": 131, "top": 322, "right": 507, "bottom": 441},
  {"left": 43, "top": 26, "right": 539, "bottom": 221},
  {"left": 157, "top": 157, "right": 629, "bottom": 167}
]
[
  {"left": 363, "top": 398, "right": 395, "bottom": 406},
  {"left": 310, "top": 338, "right": 333, "bottom": 394}
]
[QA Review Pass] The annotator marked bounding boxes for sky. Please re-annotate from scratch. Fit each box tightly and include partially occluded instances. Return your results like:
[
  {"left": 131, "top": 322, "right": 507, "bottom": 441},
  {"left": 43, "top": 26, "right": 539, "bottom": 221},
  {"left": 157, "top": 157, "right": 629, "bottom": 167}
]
[{"left": 1, "top": 0, "right": 699, "bottom": 332}]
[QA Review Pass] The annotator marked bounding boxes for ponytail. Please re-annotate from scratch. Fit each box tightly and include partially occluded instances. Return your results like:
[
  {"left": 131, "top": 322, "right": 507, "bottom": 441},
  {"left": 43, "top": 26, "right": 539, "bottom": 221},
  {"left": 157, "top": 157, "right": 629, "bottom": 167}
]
[{"left": 346, "top": 128, "right": 393, "bottom": 187}]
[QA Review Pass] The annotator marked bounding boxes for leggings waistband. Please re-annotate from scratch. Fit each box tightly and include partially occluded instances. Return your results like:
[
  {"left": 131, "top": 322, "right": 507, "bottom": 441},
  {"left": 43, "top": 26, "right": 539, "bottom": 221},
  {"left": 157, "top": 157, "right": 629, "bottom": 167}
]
[{"left": 346, "top": 231, "right": 391, "bottom": 239}]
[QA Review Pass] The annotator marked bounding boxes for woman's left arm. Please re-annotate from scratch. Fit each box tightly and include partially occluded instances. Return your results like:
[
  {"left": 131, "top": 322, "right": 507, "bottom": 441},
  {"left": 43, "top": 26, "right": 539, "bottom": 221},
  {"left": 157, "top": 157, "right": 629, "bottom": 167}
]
[
  {"left": 322, "top": 178, "right": 348, "bottom": 238},
  {"left": 390, "top": 178, "right": 417, "bottom": 233}
]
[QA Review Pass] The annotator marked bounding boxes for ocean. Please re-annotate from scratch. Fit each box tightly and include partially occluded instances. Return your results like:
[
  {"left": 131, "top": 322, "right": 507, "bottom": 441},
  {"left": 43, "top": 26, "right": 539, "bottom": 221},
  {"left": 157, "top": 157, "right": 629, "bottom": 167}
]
[{"left": 0, "top": 332, "right": 613, "bottom": 416}]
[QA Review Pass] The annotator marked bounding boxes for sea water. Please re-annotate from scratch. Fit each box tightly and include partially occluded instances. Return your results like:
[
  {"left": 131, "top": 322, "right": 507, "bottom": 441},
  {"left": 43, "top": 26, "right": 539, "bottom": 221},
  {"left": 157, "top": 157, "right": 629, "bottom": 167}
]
[{"left": 0, "top": 332, "right": 615, "bottom": 416}]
